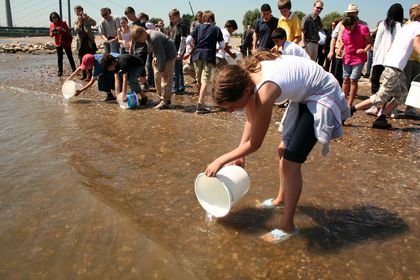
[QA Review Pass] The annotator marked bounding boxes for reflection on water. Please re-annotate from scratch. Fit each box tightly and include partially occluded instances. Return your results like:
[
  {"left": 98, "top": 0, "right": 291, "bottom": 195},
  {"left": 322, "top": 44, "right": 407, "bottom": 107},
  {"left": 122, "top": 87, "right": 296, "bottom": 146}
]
[{"left": 0, "top": 54, "right": 419, "bottom": 279}]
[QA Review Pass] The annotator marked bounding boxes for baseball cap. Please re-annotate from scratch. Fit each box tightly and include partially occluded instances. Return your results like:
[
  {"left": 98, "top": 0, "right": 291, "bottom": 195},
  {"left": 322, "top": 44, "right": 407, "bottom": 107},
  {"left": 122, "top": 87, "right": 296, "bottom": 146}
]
[{"left": 80, "top": 54, "right": 95, "bottom": 70}]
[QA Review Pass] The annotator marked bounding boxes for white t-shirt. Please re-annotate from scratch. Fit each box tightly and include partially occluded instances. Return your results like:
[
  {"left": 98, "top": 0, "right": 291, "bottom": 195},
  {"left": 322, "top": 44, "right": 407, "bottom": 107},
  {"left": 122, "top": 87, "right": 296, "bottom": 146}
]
[
  {"left": 384, "top": 21, "right": 420, "bottom": 70},
  {"left": 372, "top": 21, "right": 403, "bottom": 66},
  {"left": 282, "top": 41, "right": 311, "bottom": 59},
  {"left": 254, "top": 56, "right": 350, "bottom": 155},
  {"left": 216, "top": 28, "right": 231, "bottom": 59}
]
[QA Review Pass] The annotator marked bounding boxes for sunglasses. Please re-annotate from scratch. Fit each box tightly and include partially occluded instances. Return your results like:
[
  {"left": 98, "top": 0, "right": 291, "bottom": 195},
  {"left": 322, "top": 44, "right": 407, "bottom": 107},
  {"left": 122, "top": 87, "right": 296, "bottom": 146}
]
[{"left": 316, "top": 6, "right": 323, "bottom": 10}]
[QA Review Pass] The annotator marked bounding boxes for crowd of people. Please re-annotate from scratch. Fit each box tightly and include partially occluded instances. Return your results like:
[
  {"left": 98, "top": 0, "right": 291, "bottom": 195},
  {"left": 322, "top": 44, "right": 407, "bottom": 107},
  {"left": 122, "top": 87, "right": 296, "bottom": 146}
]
[{"left": 47, "top": 2, "right": 419, "bottom": 243}]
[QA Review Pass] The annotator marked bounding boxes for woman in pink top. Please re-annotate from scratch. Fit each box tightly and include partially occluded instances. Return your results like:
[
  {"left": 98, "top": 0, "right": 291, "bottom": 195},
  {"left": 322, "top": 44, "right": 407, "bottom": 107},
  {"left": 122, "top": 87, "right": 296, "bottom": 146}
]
[{"left": 339, "top": 15, "right": 372, "bottom": 106}]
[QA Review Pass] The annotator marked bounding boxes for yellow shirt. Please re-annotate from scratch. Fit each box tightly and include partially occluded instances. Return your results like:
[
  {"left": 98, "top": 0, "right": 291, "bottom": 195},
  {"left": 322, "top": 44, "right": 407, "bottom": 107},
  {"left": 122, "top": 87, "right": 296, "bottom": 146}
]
[{"left": 277, "top": 12, "right": 302, "bottom": 42}]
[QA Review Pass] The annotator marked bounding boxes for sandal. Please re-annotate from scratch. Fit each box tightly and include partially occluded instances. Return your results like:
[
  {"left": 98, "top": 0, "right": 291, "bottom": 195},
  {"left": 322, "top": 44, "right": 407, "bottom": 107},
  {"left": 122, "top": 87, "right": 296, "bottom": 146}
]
[
  {"left": 258, "top": 198, "right": 284, "bottom": 209},
  {"left": 259, "top": 228, "right": 300, "bottom": 243}
]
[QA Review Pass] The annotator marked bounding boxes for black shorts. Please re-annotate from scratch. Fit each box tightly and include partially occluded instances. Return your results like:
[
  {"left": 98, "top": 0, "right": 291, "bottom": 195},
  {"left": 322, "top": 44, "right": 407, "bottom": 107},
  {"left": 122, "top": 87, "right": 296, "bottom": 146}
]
[{"left": 283, "top": 103, "right": 318, "bottom": 164}]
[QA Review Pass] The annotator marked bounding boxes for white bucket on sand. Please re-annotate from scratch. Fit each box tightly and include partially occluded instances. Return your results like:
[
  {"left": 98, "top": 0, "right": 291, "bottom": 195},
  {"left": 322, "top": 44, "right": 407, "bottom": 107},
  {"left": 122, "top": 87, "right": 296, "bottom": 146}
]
[
  {"left": 194, "top": 165, "right": 250, "bottom": 217},
  {"left": 225, "top": 51, "right": 243, "bottom": 65},
  {"left": 405, "top": 81, "right": 420, "bottom": 109},
  {"left": 62, "top": 80, "right": 82, "bottom": 99}
]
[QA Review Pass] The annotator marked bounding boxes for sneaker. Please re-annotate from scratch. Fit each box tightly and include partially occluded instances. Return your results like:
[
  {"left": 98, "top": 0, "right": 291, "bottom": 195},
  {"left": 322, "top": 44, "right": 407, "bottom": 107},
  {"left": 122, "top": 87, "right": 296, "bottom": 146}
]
[
  {"left": 104, "top": 93, "right": 116, "bottom": 102},
  {"left": 365, "top": 105, "right": 379, "bottom": 116},
  {"left": 401, "top": 107, "right": 419, "bottom": 119},
  {"left": 372, "top": 116, "right": 391, "bottom": 129},
  {"left": 196, "top": 104, "right": 211, "bottom": 114},
  {"left": 154, "top": 100, "right": 170, "bottom": 109}
]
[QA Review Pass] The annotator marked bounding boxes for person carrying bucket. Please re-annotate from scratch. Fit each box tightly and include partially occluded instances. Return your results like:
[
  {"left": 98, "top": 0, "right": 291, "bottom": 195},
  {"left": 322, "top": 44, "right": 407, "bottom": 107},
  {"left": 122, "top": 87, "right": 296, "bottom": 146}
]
[
  {"left": 205, "top": 51, "right": 350, "bottom": 243},
  {"left": 99, "top": 53, "right": 148, "bottom": 106},
  {"left": 66, "top": 52, "right": 120, "bottom": 102}
]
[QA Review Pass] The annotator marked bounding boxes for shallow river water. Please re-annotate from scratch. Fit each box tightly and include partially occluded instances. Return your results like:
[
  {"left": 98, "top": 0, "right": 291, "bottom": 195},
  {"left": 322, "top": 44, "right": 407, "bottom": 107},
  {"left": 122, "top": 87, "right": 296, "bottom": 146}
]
[{"left": 0, "top": 54, "right": 419, "bottom": 279}]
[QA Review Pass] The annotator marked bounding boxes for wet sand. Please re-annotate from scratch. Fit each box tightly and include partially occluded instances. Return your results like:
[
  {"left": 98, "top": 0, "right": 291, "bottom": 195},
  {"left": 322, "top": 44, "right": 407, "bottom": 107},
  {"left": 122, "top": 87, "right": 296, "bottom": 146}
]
[{"left": 0, "top": 53, "right": 419, "bottom": 279}]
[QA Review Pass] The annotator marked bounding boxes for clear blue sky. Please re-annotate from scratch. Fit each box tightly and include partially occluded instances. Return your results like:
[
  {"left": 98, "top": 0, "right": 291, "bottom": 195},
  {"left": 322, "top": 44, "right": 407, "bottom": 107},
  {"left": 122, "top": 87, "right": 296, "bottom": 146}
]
[{"left": 0, "top": 0, "right": 417, "bottom": 31}]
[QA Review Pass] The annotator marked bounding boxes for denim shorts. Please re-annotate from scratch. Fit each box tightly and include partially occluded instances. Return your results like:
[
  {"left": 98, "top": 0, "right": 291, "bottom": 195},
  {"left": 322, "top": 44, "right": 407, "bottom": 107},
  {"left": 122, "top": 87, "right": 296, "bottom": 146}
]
[{"left": 343, "top": 62, "right": 365, "bottom": 80}]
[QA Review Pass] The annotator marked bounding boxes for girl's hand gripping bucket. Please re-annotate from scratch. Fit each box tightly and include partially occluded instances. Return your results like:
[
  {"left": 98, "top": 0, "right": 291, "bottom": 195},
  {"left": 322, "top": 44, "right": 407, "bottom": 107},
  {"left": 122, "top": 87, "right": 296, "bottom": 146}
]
[{"left": 194, "top": 165, "right": 250, "bottom": 217}]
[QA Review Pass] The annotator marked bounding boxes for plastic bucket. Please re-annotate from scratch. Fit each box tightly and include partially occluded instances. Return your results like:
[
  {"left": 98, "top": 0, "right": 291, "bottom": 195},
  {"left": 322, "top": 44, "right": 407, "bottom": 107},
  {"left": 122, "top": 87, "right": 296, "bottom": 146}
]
[
  {"left": 62, "top": 80, "right": 82, "bottom": 99},
  {"left": 225, "top": 51, "right": 243, "bottom": 65},
  {"left": 405, "top": 81, "right": 420, "bottom": 109},
  {"left": 117, "top": 92, "right": 138, "bottom": 109},
  {"left": 194, "top": 165, "right": 250, "bottom": 217}
]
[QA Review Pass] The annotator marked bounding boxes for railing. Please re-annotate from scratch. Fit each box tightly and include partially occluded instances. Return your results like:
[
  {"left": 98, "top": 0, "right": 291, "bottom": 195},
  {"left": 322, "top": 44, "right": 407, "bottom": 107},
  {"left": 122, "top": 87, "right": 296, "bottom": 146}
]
[{"left": 0, "top": 26, "right": 98, "bottom": 37}]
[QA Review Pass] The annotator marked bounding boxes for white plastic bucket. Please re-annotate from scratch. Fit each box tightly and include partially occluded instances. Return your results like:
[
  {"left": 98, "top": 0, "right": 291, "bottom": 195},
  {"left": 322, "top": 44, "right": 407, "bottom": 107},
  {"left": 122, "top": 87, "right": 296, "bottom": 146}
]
[
  {"left": 62, "top": 80, "right": 82, "bottom": 99},
  {"left": 405, "top": 81, "right": 420, "bottom": 109},
  {"left": 225, "top": 51, "right": 243, "bottom": 65},
  {"left": 194, "top": 165, "right": 250, "bottom": 217}
]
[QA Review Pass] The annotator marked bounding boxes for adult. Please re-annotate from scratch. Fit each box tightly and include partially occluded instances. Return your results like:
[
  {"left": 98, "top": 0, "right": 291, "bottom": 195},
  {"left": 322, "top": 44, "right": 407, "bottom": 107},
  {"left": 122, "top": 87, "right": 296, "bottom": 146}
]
[
  {"left": 277, "top": 0, "right": 302, "bottom": 44},
  {"left": 327, "top": 4, "right": 367, "bottom": 86},
  {"left": 131, "top": 26, "right": 177, "bottom": 109},
  {"left": 367, "top": 4, "right": 404, "bottom": 115},
  {"left": 49, "top": 12, "right": 76, "bottom": 76},
  {"left": 301, "top": 0, "right": 323, "bottom": 61},
  {"left": 73, "top": 5, "right": 97, "bottom": 80},
  {"left": 205, "top": 52, "right": 350, "bottom": 242},
  {"left": 252, "top": 4, "right": 279, "bottom": 52},
  {"left": 99, "top": 7, "right": 120, "bottom": 54},
  {"left": 340, "top": 15, "right": 371, "bottom": 107}
]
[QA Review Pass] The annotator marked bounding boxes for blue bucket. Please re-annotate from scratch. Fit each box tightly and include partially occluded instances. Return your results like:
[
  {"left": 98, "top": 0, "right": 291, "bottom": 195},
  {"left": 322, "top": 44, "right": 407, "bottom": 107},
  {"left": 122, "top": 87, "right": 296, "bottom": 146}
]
[{"left": 127, "top": 92, "right": 139, "bottom": 109}]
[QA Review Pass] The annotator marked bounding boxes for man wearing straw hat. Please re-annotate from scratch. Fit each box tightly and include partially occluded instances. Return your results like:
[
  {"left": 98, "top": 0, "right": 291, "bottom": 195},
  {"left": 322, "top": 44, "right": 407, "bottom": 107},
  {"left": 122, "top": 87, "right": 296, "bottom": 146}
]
[
  {"left": 327, "top": 4, "right": 367, "bottom": 85},
  {"left": 350, "top": 6, "right": 420, "bottom": 129}
]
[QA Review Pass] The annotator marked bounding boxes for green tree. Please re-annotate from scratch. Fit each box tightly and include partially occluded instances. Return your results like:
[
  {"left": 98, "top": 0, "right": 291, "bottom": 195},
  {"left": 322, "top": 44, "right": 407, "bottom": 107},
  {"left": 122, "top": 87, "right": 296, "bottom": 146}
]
[
  {"left": 294, "top": 10, "right": 305, "bottom": 20},
  {"left": 181, "top": 14, "right": 194, "bottom": 31},
  {"left": 150, "top": 17, "right": 163, "bottom": 25},
  {"left": 242, "top": 8, "right": 260, "bottom": 29},
  {"left": 322, "top": 12, "right": 343, "bottom": 30}
]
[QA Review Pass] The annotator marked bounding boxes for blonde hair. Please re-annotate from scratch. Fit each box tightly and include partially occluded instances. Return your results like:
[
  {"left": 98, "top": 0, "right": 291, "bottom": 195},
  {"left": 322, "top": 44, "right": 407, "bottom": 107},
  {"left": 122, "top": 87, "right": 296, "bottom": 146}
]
[
  {"left": 213, "top": 51, "right": 279, "bottom": 104},
  {"left": 131, "top": 25, "right": 147, "bottom": 41}
]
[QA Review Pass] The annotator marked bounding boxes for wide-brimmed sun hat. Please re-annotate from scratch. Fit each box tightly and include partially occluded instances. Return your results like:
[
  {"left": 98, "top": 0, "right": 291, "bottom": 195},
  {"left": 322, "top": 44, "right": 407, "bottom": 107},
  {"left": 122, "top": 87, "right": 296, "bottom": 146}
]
[{"left": 344, "top": 4, "right": 359, "bottom": 13}]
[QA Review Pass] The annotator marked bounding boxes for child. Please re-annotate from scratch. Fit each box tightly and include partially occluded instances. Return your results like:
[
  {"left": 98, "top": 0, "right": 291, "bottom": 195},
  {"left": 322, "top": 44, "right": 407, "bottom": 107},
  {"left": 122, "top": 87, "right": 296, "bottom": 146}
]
[
  {"left": 205, "top": 52, "right": 350, "bottom": 243},
  {"left": 99, "top": 53, "right": 148, "bottom": 105},
  {"left": 186, "top": 10, "right": 225, "bottom": 113},
  {"left": 131, "top": 25, "right": 177, "bottom": 109},
  {"left": 270, "top": 27, "right": 310, "bottom": 58},
  {"left": 49, "top": 12, "right": 76, "bottom": 76},
  {"left": 351, "top": 13, "right": 420, "bottom": 129},
  {"left": 117, "top": 16, "right": 131, "bottom": 54},
  {"left": 67, "top": 52, "right": 119, "bottom": 101},
  {"left": 216, "top": 20, "right": 239, "bottom": 68}
]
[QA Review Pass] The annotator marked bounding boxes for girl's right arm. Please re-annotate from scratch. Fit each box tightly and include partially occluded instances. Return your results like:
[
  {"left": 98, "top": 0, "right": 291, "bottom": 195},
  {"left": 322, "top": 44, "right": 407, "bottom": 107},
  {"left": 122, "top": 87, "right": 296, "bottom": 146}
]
[{"left": 67, "top": 67, "right": 82, "bottom": 80}]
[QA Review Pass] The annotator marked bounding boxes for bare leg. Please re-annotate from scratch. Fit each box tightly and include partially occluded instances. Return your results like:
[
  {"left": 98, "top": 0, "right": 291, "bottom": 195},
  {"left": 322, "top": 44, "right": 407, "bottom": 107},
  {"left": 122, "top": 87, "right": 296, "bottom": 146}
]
[
  {"left": 198, "top": 82, "right": 208, "bottom": 104},
  {"left": 279, "top": 159, "right": 302, "bottom": 233},
  {"left": 348, "top": 79, "right": 358, "bottom": 107},
  {"left": 272, "top": 142, "right": 286, "bottom": 205},
  {"left": 342, "top": 77, "right": 350, "bottom": 99}
]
